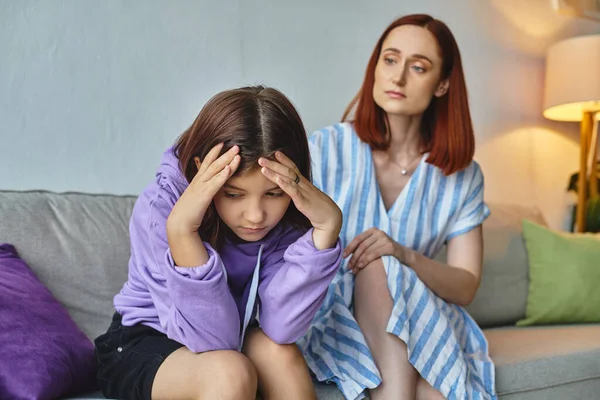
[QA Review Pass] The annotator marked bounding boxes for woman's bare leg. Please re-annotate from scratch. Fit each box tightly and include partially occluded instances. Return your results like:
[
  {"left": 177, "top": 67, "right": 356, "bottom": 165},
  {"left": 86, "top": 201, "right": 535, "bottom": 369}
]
[{"left": 354, "top": 258, "right": 417, "bottom": 400}]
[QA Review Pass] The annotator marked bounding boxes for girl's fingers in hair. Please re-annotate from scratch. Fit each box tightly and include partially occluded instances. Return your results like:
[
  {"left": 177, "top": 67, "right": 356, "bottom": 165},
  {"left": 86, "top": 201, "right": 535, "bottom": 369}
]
[
  {"left": 205, "top": 145, "right": 240, "bottom": 180},
  {"left": 258, "top": 157, "right": 300, "bottom": 183},
  {"left": 196, "top": 143, "right": 224, "bottom": 177},
  {"left": 274, "top": 151, "right": 300, "bottom": 172},
  {"left": 261, "top": 167, "right": 301, "bottom": 198},
  {"left": 228, "top": 154, "right": 241, "bottom": 176},
  {"left": 206, "top": 160, "right": 234, "bottom": 196},
  {"left": 213, "top": 165, "right": 232, "bottom": 186},
  {"left": 209, "top": 155, "right": 240, "bottom": 189},
  {"left": 260, "top": 166, "right": 282, "bottom": 186}
]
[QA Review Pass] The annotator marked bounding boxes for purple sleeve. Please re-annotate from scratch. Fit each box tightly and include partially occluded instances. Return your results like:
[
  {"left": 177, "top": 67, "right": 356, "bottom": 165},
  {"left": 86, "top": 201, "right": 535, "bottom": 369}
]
[
  {"left": 129, "top": 189, "right": 240, "bottom": 352},
  {"left": 257, "top": 228, "right": 342, "bottom": 344}
]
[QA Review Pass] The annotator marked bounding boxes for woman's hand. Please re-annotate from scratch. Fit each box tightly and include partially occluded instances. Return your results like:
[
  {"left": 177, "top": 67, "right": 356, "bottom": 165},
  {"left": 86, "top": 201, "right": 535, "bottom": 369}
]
[
  {"left": 167, "top": 143, "right": 241, "bottom": 235},
  {"left": 259, "top": 151, "right": 342, "bottom": 250},
  {"left": 344, "top": 228, "right": 408, "bottom": 274}
]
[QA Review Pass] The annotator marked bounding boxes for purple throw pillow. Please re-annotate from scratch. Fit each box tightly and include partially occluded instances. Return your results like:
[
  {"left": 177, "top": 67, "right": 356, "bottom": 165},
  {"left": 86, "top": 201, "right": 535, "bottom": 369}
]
[{"left": 0, "top": 243, "right": 97, "bottom": 400}]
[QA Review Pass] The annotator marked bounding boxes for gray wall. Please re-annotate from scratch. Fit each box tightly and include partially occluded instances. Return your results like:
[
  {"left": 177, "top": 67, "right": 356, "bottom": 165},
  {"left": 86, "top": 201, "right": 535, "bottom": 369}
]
[{"left": 1, "top": 0, "right": 599, "bottom": 228}]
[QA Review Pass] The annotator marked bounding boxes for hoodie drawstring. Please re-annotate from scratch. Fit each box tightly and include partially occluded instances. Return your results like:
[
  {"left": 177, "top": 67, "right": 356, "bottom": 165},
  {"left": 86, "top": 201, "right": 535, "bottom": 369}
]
[{"left": 238, "top": 244, "right": 263, "bottom": 351}]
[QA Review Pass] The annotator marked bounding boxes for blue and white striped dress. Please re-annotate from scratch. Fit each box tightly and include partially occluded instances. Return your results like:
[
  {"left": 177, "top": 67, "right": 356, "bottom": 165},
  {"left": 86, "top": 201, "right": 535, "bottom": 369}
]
[{"left": 297, "top": 122, "right": 497, "bottom": 400}]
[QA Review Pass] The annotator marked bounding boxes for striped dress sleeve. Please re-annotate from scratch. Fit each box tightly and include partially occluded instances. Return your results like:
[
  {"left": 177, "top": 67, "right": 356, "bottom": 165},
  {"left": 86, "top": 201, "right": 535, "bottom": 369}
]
[{"left": 446, "top": 162, "right": 491, "bottom": 241}]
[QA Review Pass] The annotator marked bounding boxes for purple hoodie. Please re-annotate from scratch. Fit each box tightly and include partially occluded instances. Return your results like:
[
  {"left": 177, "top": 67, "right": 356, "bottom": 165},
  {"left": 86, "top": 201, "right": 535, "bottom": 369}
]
[{"left": 114, "top": 147, "right": 342, "bottom": 353}]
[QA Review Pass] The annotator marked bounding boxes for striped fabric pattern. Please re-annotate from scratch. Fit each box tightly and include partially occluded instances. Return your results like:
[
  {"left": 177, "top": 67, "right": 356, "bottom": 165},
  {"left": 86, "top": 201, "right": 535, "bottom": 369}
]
[{"left": 297, "top": 122, "right": 497, "bottom": 400}]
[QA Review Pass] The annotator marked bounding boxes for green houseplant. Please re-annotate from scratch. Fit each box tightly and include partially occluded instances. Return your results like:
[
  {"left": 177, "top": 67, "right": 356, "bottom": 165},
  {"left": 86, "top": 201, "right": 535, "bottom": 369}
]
[{"left": 567, "top": 160, "right": 600, "bottom": 232}]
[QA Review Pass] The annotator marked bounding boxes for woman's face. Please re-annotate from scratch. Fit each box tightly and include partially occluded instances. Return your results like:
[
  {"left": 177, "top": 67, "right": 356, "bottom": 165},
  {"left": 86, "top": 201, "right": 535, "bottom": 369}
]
[{"left": 373, "top": 25, "right": 448, "bottom": 117}]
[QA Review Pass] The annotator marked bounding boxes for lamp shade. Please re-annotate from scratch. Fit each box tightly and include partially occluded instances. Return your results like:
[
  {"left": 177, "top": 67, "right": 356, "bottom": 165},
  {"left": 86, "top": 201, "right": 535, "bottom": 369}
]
[{"left": 543, "top": 34, "right": 600, "bottom": 121}]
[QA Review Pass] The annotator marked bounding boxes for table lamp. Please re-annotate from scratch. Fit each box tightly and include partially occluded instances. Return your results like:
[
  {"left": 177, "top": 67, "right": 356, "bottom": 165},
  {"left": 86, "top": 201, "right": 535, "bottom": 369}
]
[{"left": 543, "top": 34, "right": 600, "bottom": 232}]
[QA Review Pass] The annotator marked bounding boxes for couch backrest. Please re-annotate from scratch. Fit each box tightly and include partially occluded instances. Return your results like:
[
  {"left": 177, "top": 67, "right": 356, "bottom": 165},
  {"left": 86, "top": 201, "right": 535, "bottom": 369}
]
[
  {"left": 0, "top": 190, "right": 545, "bottom": 339},
  {"left": 0, "top": 190, "right": 136, "bottom": 340}
]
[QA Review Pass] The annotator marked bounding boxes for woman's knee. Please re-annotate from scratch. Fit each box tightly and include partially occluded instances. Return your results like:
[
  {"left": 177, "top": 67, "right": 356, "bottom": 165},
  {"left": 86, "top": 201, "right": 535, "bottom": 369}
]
[
  {"left": 354, "top": 258, "right": 392, "bottom": 312},
  {"left": 354, "top": 258, "right": 387, "bottom": 288},
  {"left": 416, "top": 376, "right": 445, "bottom": 400}
]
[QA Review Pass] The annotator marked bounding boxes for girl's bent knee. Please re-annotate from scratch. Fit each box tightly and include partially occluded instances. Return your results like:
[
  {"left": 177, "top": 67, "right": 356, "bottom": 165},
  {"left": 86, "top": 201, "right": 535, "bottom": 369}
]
[
  {"left": 267, "top": 341, "right": 306, "bottom": 367},
  {"left": 246, "top": 330, "right": 307, "bottom": 369},
  {"left": 206, "top": 351, "right": 257, "bottom": 399}
]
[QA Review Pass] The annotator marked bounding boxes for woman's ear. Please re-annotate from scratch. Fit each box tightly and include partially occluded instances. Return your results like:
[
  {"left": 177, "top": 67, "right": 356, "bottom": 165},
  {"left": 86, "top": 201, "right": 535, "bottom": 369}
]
[
  {"left": 194, "top": 156, "right": 202, "bottom": 172},
  {"left": 435, "top": 79, "right": 450, "bottom": 97}
]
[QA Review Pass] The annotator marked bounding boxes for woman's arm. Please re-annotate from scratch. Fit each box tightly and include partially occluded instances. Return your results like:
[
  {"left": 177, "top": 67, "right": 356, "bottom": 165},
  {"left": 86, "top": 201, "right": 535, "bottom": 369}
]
[
  {"left": 346, "top": 161, "right": 488, "bottom": 306},
  {"left": 345, "top": 225, "right": 483, "bottom": 306},
  {"left": 397, "top": 226, "right": 483, "bottom": 306}
]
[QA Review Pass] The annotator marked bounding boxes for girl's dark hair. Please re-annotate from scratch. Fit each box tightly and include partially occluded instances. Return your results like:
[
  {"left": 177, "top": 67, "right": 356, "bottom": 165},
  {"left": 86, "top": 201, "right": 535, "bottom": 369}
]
[{"left": 174, "top": 85, "right": 312, "bottom": 249}]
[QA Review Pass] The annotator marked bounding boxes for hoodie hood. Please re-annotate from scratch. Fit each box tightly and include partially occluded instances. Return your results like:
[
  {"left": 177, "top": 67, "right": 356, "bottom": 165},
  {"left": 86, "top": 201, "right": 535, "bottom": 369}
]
[{"left": 155, "top": 146, "right": 189, "bottom": 199}]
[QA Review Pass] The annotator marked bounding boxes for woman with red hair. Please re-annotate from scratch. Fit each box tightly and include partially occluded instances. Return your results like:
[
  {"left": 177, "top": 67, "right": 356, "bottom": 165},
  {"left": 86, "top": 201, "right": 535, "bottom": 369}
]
[{"left": 298, "top": 14, "right": 497, "bottom": 400}]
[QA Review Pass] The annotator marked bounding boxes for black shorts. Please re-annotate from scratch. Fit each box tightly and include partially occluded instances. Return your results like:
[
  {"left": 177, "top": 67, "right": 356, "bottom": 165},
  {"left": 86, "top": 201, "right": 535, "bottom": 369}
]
[{"left": 94, "top": 312, "right": 184, "bottom": 400}]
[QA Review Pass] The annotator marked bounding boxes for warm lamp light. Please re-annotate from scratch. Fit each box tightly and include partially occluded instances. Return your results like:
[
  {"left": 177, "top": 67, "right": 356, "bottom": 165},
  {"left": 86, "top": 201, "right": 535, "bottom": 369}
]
[{"left": 543, "top": 34, "right": 600, "bottom": 232}]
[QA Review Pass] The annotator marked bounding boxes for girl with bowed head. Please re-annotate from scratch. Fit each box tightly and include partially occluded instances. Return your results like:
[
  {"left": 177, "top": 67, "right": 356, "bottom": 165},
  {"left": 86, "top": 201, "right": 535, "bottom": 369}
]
[{"left": 95, "top": 86, "right": 343, "bottom": 400}]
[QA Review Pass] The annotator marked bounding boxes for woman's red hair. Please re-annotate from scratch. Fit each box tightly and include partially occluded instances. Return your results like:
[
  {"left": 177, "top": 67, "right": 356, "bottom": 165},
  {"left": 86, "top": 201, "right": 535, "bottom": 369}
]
[{"left": 342, "top": 14, "right": 474, "bottom": 175}]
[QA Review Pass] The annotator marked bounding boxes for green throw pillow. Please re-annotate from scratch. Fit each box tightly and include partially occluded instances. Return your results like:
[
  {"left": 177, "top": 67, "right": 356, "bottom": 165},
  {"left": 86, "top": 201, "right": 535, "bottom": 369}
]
[{"left": 518, "top": 219, "right": 600, "bottom": 326}]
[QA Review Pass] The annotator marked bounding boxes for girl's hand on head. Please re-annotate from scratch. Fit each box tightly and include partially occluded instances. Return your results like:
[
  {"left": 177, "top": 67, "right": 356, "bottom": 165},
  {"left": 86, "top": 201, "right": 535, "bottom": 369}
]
[
  {"left": 343, "top": 228, "right": 405, "bottom": 274},
  {"left": 167, "top": 143, "right": 241, "bottom": 235},
  {"left": 259, "top": 151, "right": 342, "bottom": 250}
]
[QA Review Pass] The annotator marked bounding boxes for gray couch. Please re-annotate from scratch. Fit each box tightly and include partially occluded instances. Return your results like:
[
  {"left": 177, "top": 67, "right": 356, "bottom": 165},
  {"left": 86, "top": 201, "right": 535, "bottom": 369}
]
[{"left": 1, "top": 190, "right": 599, "bottom": 399}]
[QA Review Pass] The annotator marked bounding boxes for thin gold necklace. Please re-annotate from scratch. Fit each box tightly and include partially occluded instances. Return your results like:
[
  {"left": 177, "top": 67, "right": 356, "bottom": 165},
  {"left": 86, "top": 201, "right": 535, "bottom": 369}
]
[{"left": 398, "top": 153, "right": 422, "bottom": 175}]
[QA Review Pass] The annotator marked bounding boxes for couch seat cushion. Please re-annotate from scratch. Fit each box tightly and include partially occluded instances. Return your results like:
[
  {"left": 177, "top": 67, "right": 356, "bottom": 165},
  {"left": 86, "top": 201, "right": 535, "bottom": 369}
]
[
  {"left": 485, "top": 325, "right": 600, "bottom": 398},
  {"left": 59, "top": 326, "right": 600, "bottom": 400},
  {"left": 65, "top": 383, "right": 347, "bottom": 400}
]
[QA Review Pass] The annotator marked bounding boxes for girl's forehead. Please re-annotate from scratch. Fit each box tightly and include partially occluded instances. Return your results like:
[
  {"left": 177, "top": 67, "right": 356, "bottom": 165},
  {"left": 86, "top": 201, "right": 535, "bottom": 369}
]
[{"left": 226, "top": 168, "right": 279, "bottom": 191}]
